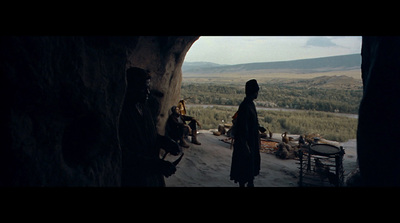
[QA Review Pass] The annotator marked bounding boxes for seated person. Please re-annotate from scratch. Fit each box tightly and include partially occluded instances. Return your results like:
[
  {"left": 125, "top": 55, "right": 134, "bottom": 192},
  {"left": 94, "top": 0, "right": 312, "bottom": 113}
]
[
  {"left": 166, "top": 106, "right": 201, "bottom": 148},
  {"left": 177, "top": 99, "right": 202, "bottom": 140}
]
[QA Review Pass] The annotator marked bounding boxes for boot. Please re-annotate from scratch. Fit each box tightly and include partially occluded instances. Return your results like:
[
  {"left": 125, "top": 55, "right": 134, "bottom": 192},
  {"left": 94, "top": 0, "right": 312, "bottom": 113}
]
[
  {"left": 188, "top": 128, "right": 193, "bottom": 137},
  {"left": 179, "top": 136, "right": 190, "bottom": 148},
  {"left": 191, "top": 131, "right": 201, "bottom": 145}
]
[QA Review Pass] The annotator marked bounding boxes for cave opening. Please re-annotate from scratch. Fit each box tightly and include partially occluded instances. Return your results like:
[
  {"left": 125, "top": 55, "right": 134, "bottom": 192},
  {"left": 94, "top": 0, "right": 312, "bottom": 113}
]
[
  {"left": 179, "top": 36, "right": 362, "bottom": 140},
  {"left": 164, "top": 36, "right": 365, "bottom": 187},
  {"left": 2, "top": 36, "right": 399, "bottom": 187}
]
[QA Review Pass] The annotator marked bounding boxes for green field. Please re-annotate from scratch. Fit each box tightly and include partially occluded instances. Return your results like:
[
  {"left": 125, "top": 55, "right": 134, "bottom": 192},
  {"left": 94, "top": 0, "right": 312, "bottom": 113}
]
[
  {"left": 181, "top": 80, "right": 362, "bottom": 114},
  {"left": 186, "top": 106, "right": 358, "bottom": 142},
  {"left": 180, "top": 72, "right": 362, "bottom": 142}
]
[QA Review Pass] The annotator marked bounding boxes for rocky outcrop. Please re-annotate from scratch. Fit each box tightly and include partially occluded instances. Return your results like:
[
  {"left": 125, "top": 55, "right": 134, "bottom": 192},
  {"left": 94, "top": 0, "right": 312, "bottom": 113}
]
[
  {"left": 0, "top": 36, "right": 198, "bottom": 186},
  {"left": 126, "top": 36, "right": 198, "bottom": 134},
  {"left": 357, "top": 36, "right": 400, "bottom": 186}
]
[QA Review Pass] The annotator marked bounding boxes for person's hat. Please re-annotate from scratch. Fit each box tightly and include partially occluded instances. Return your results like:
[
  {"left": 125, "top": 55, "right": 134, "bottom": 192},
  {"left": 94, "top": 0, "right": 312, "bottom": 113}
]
[
  {"left": 126, "top": 67, "right": 151, "bottom": 87},
  {"left": 245, "top": 79, "right": 259, "bottom": 95}
]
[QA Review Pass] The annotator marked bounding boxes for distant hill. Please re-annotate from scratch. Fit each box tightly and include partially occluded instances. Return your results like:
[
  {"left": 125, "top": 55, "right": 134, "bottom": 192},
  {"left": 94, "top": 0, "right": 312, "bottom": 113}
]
[
  {"left": 182, "top": 62, "right": 226, "bottom": 71},
  {"left": 183, "top": 54, "right": 361, "bottom": 75},
  {"left": 282, "top": 75, "right": 363, "bottom": 90}
]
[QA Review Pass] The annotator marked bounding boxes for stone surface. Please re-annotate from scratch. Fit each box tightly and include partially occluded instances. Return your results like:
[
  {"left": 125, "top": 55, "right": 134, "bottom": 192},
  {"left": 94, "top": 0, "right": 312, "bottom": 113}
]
[
  {"left": 357, "top": 36, "right": 400, "bottom": 186},
  {"left": 0, "top": 36, "right": 198, "bottom": 186}
]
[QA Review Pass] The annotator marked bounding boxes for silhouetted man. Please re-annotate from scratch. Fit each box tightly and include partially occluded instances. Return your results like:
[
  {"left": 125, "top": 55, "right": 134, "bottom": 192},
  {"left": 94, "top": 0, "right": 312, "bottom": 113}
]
[
  {"left": 119, "top": 67, "right": 180, "bottom": 187},
  {"left": 166, "top": 106, "right": 201, "bottom": 148},
  {"left": 230, "top": 79, "right": 266, "bottom": 187}
]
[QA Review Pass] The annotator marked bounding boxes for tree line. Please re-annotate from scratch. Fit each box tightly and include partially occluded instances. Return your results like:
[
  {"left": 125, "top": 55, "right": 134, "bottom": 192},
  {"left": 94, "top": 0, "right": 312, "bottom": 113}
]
[{"left": 181, "top": 83, "right": 362, "bottom": 114}]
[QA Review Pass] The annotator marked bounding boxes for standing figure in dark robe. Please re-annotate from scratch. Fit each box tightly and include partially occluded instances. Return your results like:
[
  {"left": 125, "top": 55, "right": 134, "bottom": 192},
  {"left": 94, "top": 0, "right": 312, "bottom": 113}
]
[
  {"left": 230, "top": 79, "right": 266, "bottom": 187},
  {"left": 119, "top": 67, "right": 180, "bottom": 187}
]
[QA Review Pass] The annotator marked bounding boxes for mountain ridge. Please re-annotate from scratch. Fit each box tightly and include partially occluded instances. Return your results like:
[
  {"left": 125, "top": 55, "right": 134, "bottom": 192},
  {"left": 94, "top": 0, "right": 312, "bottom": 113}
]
[{"left": 183, "top": 53, "right": 361, "bottom": 74}]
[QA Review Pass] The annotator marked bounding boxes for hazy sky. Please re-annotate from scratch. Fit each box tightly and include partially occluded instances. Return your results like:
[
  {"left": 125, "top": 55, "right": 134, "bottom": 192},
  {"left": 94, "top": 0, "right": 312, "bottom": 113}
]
[{"left": 184, "top": 36, "right": 362, "bottom": 65}]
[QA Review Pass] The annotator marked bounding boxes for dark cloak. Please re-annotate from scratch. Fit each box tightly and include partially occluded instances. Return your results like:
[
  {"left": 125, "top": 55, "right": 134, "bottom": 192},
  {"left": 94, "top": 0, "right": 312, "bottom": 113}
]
[
  {"left": 165, "top": 106, "right": 196, "bottom": 141},
  {"left": 119, "top": 98, "right": 165, "bottom": 187},
  {"left": 230, "top": 96, "right": 261, "bottom": 184}
]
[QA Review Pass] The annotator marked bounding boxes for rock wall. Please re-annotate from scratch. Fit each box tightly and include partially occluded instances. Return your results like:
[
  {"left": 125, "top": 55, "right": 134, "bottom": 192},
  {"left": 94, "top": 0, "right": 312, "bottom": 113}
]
[
  {"left": 126, "top": 36, "right": 198, "bottom": 134},
  {"left": 0, "top": 36, "right": 198, "bottom": 186},
  {"left": 357, "top": 36, "right": 400, "bottom": 186}
]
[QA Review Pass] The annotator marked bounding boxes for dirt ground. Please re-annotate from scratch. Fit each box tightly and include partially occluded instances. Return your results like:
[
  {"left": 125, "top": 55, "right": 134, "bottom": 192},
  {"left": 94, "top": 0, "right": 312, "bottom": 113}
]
[{"left": 164, "top": 130, "right": 358, "bottom": 187}]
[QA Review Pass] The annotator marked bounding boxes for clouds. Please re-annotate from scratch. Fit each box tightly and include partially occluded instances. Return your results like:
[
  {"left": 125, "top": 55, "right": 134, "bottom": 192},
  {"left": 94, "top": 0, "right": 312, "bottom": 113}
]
[
  {"left": 305, "top": 37, "right": 338, "bottom": 47},
  {"left": 185, "top": 36, "right": 362, "bottom": 65}
]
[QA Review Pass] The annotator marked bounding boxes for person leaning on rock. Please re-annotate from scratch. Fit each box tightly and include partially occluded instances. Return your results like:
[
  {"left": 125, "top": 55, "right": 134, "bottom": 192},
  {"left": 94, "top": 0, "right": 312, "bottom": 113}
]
[{"left": 118, "top": 67, "right": 181, "bottom": 187}]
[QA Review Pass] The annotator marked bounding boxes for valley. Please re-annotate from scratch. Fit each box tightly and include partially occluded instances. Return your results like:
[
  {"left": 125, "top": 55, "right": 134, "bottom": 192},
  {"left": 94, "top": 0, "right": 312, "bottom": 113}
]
[{"left": 179, "top": 54, "right": 363, "bottom": 142}]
